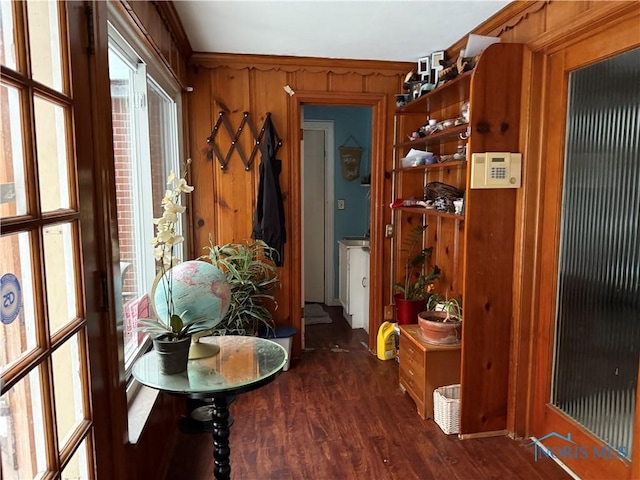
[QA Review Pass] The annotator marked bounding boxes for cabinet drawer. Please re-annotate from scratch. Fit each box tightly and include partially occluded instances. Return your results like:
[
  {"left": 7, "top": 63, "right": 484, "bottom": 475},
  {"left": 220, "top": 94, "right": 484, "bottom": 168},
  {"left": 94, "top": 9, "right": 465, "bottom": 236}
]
[
  {"left": 399, "top": 354, "right": 425, "bottom": 393},
  {"left": 399, "top": 337, "right": 425, "bottom": 369},
  {"left": 399, "top": 373, "right": 426, "bottom": 417}
]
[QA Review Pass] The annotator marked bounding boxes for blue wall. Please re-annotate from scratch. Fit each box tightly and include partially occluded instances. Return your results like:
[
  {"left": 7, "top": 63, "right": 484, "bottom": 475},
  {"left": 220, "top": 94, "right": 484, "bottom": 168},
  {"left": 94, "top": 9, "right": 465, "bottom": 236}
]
[{"left": 303, "top": 105, "right": 372, "bottom": 299}]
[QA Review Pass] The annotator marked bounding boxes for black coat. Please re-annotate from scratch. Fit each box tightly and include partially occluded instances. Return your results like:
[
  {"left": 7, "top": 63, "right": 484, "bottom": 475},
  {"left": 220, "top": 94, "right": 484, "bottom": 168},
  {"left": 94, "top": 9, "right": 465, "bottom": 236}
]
[{"left": 251, "top": 116, "right": 285, "bottom": 266}]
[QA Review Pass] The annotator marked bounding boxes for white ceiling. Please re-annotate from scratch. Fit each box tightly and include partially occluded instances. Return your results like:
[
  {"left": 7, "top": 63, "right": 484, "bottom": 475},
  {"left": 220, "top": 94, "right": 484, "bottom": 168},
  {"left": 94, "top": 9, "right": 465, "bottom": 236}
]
[{"left": 173, "top": 1, "right": 512, "bottom": 62}]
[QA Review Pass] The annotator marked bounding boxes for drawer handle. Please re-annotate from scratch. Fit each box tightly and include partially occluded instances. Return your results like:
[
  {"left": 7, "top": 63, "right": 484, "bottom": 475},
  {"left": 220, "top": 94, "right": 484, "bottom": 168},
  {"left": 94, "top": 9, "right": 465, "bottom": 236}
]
[
  {"left": 408, "top": 347, "right": 415, "bottom": 355},
  {"left": 408, "top": 369, "right": 414, "bottom": 377}
]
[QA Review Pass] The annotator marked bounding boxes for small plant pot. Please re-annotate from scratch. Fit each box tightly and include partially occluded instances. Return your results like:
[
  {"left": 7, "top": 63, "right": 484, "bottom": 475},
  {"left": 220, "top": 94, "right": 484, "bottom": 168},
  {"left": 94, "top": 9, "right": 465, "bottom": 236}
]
[
  {"left": 417, "top": 311, "right": 462, "bottom": 346},
  {"left": 153, "top": 335, "right": 191, "bottom": 374},
  {"left": 394, "top": 294, "right": 426, "bottom": 325}
]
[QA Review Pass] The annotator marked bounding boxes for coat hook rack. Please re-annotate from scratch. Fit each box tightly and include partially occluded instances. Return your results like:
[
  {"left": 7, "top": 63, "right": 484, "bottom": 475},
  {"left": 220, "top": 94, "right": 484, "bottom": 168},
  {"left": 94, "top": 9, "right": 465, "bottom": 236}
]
[{"left": 206, "top": 112, "right": 282, "bottom": 171}]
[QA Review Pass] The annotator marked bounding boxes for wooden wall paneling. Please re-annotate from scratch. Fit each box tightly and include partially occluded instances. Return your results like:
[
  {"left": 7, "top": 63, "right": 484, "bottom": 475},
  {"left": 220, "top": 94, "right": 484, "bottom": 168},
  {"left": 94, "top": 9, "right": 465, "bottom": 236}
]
[
  {"left": 294, "top": 69, "right": 329, "bottom": 92},
  {"left": 328, "top": 71, "right": 365, "bottom": 93},
  {"left": 249, "top": 67, "right": 292, "bottom": 333},
  {"left": 152, "top": 1, "right": 193, "bottom": 59},
  {"left": 119, "top": 0, "right": 189, "bottom": 86},
  {"left": 189, "top": 67, "right": 216, "bottom": 255},
  {"left": 528, "top": 2, "right": 639, "bottom": 54},
  {"left": 431, "top": 216, "right": 461, "bottom": 300},
  {"left": 508, "top": 49, "right": 546, "bottom": 438},
  {"left": 369, "top": 89, "right": 393, "bottom": 346},
  {"left": 127, "top": 393, "right": 183, "bottom": 480},
  {"left": 563, "top": 12, "right": 640, "bottom": 69},
  {"left": 398, "top": 170, "right": 423, "bottom": 202},
  {"left": 210, "top": 68, "right": 254, "bottom": 243},
  {"left": 459, "top": 44, "right": 523, "bottom": 435},
  {"left": 285, "top": 92, "right": 303, "bottom": 358},
  {"left": 545, "top": 1, "right": 590, "bottom": 32},
  {"left": 363, "top": 73, "right": 405, "bottom": 335}
]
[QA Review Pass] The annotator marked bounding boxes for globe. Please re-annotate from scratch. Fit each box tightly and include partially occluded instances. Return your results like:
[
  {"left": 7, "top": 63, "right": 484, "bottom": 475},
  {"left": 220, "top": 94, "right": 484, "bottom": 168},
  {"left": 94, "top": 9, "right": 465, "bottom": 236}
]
[{"left": 152, "top": 260, "right": 231, "bottom": 331}]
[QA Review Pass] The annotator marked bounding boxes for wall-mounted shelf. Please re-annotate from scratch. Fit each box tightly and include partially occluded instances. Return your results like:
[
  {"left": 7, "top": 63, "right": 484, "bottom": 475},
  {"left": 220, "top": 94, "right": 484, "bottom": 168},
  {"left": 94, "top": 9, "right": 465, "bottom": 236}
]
[
  {"left": 394, "top": 207, "right": 464, "bottom": 220},
  {"left": 394, "top": 124, "right": 469, "bottom": 149},
  {"left": 396, "top": 71, "right": 473, "bottom": 114},
  {"left": 392, "top": 160, "right": 467, "bottom": 174}
]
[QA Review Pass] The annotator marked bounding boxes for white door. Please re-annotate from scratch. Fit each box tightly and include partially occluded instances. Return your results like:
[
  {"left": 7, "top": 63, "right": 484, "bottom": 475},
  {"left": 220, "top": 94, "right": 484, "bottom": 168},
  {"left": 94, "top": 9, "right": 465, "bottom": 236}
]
[{"left": 303, "top": 129, "right": 325, "bottom": 302}]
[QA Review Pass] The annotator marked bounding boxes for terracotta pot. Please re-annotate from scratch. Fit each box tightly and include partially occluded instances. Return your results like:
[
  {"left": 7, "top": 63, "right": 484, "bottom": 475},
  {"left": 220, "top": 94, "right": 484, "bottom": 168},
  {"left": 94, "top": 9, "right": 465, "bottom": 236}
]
[
  {"left": 417, "top": 311, "right": 462, "bottom": 345},
  {"left": 394, "top": 294, "right": 426, "bottom": 325},
  {"left": 153, "top": 335, "right": 191, "bottom": 374}
]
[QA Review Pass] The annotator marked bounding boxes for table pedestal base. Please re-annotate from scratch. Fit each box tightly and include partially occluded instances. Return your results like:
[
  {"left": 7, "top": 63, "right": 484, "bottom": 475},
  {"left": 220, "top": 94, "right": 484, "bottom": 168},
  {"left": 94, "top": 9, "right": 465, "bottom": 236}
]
[{"left": 212, "top": 397, "right": 231, "bottom": 480}]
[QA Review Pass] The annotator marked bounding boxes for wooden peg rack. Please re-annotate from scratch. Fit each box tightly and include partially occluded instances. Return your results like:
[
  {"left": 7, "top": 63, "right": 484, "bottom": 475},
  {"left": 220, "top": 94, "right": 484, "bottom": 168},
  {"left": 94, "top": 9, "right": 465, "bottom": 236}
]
[{"left": 206, "top": 112, "right": 282, "bottom": 171}]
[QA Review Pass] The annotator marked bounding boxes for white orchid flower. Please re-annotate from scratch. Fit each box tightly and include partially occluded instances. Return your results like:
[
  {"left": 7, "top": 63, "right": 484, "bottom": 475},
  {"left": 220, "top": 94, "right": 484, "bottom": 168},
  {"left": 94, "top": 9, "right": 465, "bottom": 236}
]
[
  {"left": 156, "top": 229, "right": 175, "bottom": 243},
  {"left": 176, "top": 178, "right": 194, "bottom": 193},
  {"left": 167, "top": 234, "right": 184, "bottom": 246},
  {"left": 150, "top": 165, "right": 194, "bottom": 324}
]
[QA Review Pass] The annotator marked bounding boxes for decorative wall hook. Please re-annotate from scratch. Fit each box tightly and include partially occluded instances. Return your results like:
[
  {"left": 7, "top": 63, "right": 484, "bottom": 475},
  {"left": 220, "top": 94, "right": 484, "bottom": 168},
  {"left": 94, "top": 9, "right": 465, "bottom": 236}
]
[{"left": 206, "top": 112, "right": 282, "bottom": 171}]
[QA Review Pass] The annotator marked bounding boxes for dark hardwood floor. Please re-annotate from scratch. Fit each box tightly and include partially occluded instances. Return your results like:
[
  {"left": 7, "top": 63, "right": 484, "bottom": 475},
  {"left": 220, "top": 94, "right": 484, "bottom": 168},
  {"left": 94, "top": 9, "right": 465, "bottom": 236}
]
[{"left": 165, "top": 305, "right": 572, "bottom": 479}]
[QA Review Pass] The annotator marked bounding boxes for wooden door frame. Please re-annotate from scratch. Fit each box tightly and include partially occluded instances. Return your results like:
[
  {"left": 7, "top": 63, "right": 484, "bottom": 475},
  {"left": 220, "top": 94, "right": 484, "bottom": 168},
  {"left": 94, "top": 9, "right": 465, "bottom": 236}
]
[
  {"left": 516, "top": 10, "right": 640, "bottom": 480},
  {"left": 289, "top": 91, "right": 387, "bottom": 351}
]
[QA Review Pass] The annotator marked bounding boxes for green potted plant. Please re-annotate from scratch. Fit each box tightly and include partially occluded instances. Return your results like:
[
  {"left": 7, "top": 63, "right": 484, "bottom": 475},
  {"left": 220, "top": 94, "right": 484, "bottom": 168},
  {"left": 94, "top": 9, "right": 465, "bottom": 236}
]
[
  {"left": 418, "top": 295, "right": 462, "bottom": 345},
  {"left": 203, "top": 239, "right": 280, "bottom": 336},
  {"left": 394, "top": 223, "right": 441, "bottom": 324}
]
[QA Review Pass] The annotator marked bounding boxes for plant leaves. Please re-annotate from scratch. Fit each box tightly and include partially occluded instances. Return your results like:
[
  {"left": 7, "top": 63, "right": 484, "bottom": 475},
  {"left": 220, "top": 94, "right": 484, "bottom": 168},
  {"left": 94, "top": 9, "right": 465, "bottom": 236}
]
[{"left": 170, "top": 314, "right": 184, "bottom": 334}]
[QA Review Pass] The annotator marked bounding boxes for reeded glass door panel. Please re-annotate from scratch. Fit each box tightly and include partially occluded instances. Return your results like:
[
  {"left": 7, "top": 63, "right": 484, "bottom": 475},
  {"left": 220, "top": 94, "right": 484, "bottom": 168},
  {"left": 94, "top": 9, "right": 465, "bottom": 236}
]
[
  {"left": 0, "top": 232, "right": 38, "bottom": 372},
  {"left": 51, "top": 333, "right": 85, "bottom": 450},
  {"left": 34, "top": 96, "right": 71, "bottom": 212},
  {"left": 552, "top": 48, "right": 640, "bottom": 457},
  {"left": 0, "top": 1, "right": 17, "bottom": 70},
  {"left": 43, "top": 222, "right": 78, "bottom": 334},
  {"left": 1, "top": 83, "right": 28, "bottom": 216},
  {"left": 26, "top": 0, "right": 63, "bottom": 92},
  {"left": 0, "top": 367, "right": 47, "bottom": 479}
]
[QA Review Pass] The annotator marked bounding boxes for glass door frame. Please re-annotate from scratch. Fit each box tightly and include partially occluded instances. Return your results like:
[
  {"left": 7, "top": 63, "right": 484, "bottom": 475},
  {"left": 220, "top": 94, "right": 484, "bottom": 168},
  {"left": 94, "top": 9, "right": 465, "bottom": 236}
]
[{"left": 532, "top": 16, "right": 640, "bottom": 480}]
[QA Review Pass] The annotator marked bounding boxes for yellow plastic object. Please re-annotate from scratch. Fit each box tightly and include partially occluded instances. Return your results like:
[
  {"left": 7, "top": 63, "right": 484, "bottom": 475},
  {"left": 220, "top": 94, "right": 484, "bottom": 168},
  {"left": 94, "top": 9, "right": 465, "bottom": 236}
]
[{"left": 376, "top": 321, "right": 396, "bottom": 361}]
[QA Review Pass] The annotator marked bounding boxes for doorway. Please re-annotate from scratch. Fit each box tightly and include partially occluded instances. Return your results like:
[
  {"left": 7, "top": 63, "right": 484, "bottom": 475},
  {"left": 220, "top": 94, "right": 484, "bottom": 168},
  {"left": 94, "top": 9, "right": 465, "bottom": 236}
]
[
  {"left": 301, "top": 107, "right": 372, "bottom": 342},
  {"left": 291, "top": 94, "right": 385, "bottom": 351},
  {"left": 302, "top": 120, "right": 335, "bottom": 305}
]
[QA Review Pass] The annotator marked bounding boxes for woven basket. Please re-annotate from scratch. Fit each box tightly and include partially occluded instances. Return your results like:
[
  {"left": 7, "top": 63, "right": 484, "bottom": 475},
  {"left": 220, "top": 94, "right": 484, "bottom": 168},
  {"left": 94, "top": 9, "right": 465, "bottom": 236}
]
[{"left": 433, "top": 384, "right": 460, "bottom": 434}]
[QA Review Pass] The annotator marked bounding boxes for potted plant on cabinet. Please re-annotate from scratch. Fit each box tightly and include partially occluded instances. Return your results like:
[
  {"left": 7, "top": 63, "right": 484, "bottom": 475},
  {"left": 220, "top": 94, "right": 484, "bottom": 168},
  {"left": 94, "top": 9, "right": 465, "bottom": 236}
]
[
  {"left": 394, "top": 224, "right": 441, "bottom": 325},
  {"left": 418, "top": 295, "right": 462, "bottom": 345}
]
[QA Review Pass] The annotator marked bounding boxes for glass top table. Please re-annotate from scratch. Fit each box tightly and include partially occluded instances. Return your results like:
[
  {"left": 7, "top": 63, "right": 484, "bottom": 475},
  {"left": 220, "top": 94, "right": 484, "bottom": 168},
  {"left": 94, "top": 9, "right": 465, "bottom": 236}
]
[{"left": 132, "top": 335, "right": 287, "bottom": 479}]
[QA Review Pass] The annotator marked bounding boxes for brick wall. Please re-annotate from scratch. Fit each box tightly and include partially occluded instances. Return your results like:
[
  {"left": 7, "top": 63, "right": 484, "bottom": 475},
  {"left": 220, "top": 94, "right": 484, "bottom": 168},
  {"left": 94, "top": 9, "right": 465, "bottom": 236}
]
[{"left": 111, "top": 89, "right": 137, "bottom": 298}]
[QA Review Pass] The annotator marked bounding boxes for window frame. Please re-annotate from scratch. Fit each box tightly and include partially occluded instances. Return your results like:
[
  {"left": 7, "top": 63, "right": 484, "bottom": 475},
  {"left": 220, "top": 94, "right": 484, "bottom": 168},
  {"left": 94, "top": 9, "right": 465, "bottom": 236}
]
[{"left": 105, "top": 11, "right": 186, "bottom": 402}]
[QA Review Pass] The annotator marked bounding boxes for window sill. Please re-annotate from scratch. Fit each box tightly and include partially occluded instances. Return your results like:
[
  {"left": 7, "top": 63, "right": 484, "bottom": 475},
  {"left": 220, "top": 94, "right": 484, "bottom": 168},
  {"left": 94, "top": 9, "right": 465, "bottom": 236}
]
[{"left": 127, "top": 384, "right": 160, "bottom": 445}]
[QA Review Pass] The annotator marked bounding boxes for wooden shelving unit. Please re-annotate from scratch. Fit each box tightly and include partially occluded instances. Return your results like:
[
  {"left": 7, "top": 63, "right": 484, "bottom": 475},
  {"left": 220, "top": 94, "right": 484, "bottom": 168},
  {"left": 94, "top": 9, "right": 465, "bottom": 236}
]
[{"left": 391, "top": 43, "right": 524, "bottom": 435}]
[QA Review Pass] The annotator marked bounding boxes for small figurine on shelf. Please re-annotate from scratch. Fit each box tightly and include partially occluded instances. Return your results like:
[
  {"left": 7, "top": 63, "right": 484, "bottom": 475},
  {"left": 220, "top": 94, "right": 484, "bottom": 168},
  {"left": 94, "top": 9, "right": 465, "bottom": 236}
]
[{"left": 438, "top": 58, "right": 459, "bottom": 84}]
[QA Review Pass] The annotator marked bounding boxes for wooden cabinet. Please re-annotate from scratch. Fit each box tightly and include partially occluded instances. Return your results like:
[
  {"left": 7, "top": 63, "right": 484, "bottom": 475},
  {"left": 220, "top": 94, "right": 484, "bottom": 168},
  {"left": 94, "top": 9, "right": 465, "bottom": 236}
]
[
  {"left": 391, "top": 43, "right": 524, "bottom": 434},
  {"left": 399, "top": 325, "right": 461, "bottom": 420}
]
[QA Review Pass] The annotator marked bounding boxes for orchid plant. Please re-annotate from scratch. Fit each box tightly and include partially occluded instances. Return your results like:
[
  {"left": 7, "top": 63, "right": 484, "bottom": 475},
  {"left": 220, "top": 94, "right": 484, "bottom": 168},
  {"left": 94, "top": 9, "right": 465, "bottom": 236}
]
[{"left": 136, "top": 160, "right": 195, "bottom": 340}]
